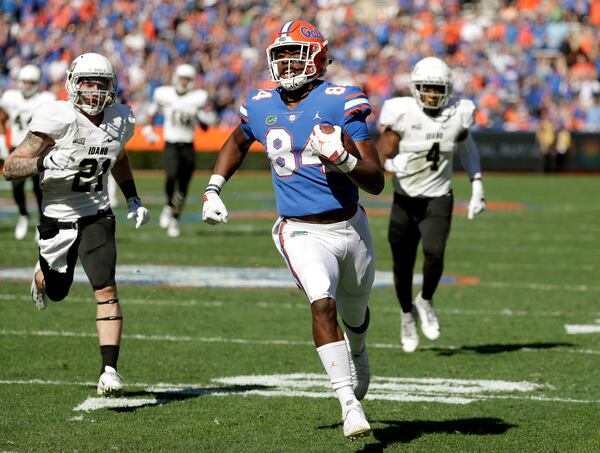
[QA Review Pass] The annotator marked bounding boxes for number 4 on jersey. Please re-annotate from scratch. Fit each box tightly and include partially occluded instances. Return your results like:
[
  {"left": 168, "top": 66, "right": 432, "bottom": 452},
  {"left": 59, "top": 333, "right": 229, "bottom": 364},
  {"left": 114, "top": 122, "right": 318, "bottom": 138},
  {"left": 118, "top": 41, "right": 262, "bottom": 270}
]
[{"left": 426, "top": 142, "right": 440, "bottom": 171}]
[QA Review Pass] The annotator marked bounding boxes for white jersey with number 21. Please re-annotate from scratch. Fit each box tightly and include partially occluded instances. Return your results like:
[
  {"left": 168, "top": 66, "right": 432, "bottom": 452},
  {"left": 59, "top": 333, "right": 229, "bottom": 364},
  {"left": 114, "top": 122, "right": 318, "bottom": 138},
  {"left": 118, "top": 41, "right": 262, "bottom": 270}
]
[{"left": 28, "top": 100, "right": 135, "bottom": 220}]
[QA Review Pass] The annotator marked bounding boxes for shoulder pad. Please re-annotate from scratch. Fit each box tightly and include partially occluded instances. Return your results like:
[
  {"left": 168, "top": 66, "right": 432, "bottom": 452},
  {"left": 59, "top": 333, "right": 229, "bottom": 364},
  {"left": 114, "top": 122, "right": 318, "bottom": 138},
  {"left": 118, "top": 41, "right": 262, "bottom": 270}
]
[
  {"left": 341, "top": 85, "right": 371, "bottom": 118},
  {"left": 153, "top": 85, "right": 173, "bottom": 103},
  {"left": 247, "top": 89, "right": 275, "bottom": 103},
  {"left": 29, "top": 101, "right": 75, "bottom": 139},
  {"left": 106, "top": 103, "right": 136, "bottom": 142},
  {"left": 378, "top": 97, "right": 414, "bottom": 130},
  {"left": 190, "top": 89, "right": 209, "bottom": 105},
  {"left": 35, "top": 91, "right": 56, "bottom": 103},
  {"left": 109, "top": 103, "right": 135, "bottom": 120},
  {"left": 455, "top": 99, "right": 476, "bottom": 130},
  {"left": 0, "top": 89, "right": 21, "bottom": 109}
]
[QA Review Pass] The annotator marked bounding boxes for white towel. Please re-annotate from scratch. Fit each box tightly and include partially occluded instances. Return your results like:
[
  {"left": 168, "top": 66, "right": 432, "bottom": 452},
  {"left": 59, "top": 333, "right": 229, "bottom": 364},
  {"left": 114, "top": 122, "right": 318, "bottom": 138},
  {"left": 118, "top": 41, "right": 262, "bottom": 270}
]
[{"left": 39, "top": 228, "right": 78, "bottom": 273}]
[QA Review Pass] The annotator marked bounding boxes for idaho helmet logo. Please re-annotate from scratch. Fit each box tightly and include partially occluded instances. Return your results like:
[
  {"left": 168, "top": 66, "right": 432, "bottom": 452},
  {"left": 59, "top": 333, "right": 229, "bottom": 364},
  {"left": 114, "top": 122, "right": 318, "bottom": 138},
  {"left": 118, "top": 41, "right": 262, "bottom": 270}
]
[{"left": 265, "top": 115, "right": 278, "bottom": 125}]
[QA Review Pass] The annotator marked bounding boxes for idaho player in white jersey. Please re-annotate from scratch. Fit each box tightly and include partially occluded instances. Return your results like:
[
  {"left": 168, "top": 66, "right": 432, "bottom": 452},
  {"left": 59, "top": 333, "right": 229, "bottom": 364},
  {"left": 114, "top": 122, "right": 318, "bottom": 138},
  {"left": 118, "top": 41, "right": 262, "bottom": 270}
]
[
  {"left": 143, "top": 64, "right": 216, "bottom": 237},
  {"left": 3, "top": 53, "right": 150, "bottom": 397},
  {"left": 377, "top": 57, "right": 486, "bottom": 353},
  {"left": 0, "top": 65, "right": 55, "bottom": 239},
  {"left": 201, "top": 21, "right": 384, "bottom": 439}
]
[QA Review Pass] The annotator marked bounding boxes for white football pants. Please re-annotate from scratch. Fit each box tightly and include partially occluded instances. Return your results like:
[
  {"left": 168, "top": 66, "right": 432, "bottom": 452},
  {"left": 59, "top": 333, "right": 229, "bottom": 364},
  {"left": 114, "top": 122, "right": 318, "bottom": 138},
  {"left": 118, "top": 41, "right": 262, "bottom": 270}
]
[{"left": 272, "top": 207, "right": 375, "bottom": 325}]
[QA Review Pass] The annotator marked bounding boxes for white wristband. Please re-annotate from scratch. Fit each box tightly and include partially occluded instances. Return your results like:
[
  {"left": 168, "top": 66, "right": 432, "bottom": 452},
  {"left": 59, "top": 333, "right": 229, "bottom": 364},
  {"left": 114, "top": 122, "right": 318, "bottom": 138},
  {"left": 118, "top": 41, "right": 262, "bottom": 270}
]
[
  {"left": 336, "top": 153, "right": 358, "bottom": 173},
  {"left": 205, "top": 174, "right": 227, "bottom": 194}
]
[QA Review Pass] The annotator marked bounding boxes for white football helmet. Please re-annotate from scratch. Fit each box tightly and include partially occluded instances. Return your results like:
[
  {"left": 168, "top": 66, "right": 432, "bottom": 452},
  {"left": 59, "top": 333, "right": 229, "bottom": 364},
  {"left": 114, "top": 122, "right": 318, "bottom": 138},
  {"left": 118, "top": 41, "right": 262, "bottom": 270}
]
[
  {"left": 172, "top": 64, "right": 196, "bottom": 94},
  {"left": 66, "top": 53, "right": 116, "bottom": 116},
  {"left": 18, "top": 65, "right": 41, "bottom": 98},
  {"left": 410, "top": 57, "right": 453, "bottom": 110}
]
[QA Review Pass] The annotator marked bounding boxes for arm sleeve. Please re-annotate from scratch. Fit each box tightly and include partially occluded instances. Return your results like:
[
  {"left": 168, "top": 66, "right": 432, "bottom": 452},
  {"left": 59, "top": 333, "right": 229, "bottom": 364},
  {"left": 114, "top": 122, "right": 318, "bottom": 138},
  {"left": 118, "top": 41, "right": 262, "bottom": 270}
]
[
  {"left": 457, "top": 132, "right": 482, "bottom": 181},
  {"left": 197, "top": 109, "right": 218, "bottom": 126},
  {"left": 146, "top": 102, "right": 158, "bottom": 118},
  {"left": 146, "top": 87, "right": 162, "bottom": 119},
  {"left": 0, "top": 92, "right": 10, "bottom": 112},
  {"left": 378, "top": 98, "right": 407, "bottom": 135}
]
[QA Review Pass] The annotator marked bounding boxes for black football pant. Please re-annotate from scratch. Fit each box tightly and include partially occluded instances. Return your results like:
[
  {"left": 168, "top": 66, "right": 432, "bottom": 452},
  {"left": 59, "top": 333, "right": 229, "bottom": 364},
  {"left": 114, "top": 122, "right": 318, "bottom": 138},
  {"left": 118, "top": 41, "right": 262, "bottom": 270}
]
[
  {"left": 163, "top": 142, "right": 196, "bottom": 218},
  {"left": 388, "top": 192, "right": 453, "bottom": 313},
  {"left": 12, "top": 174, "right": 43, "bottom": 217},
  {"left": 38, "top": 210, "right": 117, "bottom": 301}
]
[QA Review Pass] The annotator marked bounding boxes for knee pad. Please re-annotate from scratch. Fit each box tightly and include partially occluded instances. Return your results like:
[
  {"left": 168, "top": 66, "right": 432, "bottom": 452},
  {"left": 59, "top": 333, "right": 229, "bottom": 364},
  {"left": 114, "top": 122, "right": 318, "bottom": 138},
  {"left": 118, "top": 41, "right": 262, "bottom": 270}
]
[
  {"left": 423, "top": 242, "right": 445, "bottom": 262},
  {"left": 342, "top": 307, "right": 370, "bottom": 333},
  {"left": 44, "top": 281, "right": 71, "bottom": 302}
]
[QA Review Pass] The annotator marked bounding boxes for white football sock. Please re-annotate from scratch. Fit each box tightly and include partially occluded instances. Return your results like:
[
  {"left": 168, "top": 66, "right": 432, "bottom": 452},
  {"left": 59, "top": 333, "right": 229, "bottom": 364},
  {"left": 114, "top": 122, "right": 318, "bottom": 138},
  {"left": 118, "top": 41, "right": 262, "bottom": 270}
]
[{"left": 316, "top": 340, "right": 357, "bottom": 408}]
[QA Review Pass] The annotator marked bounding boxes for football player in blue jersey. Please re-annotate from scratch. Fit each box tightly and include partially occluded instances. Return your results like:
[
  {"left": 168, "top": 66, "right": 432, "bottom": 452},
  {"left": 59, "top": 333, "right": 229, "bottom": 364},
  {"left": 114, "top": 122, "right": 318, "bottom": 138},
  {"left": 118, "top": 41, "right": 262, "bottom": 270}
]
[{"left": 201, "top": 20, "right": 384, "bottom": 439}]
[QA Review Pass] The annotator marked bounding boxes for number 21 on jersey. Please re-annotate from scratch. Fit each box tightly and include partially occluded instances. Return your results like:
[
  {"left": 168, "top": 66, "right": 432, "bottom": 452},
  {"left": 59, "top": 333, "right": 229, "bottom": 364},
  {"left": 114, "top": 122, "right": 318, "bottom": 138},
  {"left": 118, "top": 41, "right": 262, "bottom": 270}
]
[{"left": 72, "top": 158, "right": 111, "bottom": 192}]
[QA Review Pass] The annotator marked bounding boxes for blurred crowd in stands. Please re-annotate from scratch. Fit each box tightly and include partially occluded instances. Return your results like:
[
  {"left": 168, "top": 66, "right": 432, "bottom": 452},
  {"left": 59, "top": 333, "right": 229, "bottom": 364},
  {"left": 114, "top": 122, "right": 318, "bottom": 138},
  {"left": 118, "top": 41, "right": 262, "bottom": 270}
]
[{"left": 1, "top": 0, "right": 600, "bottom": 133}]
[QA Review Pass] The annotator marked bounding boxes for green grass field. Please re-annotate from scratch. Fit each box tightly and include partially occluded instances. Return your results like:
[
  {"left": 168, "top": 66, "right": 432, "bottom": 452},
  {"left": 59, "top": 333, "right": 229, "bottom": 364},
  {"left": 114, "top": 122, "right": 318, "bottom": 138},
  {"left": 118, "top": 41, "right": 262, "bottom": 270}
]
[{"left": 1, "top": 170, "right": 599, "bottom": 452}]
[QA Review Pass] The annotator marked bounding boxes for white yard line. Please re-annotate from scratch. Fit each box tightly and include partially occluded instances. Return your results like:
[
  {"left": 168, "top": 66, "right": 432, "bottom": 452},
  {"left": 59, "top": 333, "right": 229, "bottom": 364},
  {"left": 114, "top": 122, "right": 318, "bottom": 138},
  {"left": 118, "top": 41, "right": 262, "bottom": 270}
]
[
  {"left": 2, "top": 374, "right": 599, "bottom": 409},
  {"left": 2, "top": 328, "right": 600, "bottom": 354},
  {"left": 477, "top": 281, "right": 600, "bottom": 292},
  {"left": 565, "top": 325, "right": 600, "bottom": 334},
  {"left": 0, "top": 293, "right": 582, "bottom": 318}
]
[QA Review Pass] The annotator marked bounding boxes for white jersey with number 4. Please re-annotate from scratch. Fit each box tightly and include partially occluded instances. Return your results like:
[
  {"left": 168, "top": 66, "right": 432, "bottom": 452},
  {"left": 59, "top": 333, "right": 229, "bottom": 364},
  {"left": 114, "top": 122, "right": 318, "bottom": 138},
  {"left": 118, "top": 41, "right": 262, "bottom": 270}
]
[
  {"left": 149, "top": 86, "right": 209, "bottom": 143},
  {"left": 29, "top": 100, "right": 135, "bottom": 220},
  {"left": 379, "top": 97, "right": 475, "bottom": 198},
  {"left": 0, "top": 89, "right": 56, "bottom": 146}
]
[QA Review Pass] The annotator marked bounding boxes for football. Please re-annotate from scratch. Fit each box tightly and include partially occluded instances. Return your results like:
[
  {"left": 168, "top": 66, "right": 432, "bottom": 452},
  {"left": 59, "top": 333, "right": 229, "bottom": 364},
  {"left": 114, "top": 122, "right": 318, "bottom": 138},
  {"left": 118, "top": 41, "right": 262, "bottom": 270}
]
[{"left": 317, "top": 123, "right": 361, "bottom": 172}]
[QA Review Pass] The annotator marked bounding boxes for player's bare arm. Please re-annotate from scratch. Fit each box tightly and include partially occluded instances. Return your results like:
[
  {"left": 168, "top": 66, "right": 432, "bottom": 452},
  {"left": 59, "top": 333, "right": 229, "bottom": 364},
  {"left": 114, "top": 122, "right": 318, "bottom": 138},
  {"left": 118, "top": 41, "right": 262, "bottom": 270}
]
[
  {"left": 111, "top": 150, "right": 135, "bottom": 185},
  {"left": 3, "top": 131, "right": 54, "bottom": 180},
  {"left": 0, "top": 108, "right": 8, "bottom": 134},
  {"left": 213, "top": 125, "right": 254, "bottom": 180},
  {"left": 346, "top": 139, "right": 384, "bottom": 195},
  {"left": 202, "top": 126, "right": 252, "bottom": 225},
  {"left": 376, "top": 128, "right": 401, "bottom": 163}
]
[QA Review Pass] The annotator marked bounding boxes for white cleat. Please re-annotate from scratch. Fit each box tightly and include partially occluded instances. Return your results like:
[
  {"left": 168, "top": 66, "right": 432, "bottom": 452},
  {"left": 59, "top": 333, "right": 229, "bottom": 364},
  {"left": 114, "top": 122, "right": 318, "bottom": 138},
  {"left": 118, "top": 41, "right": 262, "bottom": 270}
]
[
  {"left": 401, "top": 308, "right": 419, "bottom": 352},
  {"left": 167, "top": 217, "right": 180, "bottom": 237},
  {"left": 97, "top": 366, "right": 124, "bottom": 397},
  {"left": 344, "top": 334, "right": 370, "bottom": 400},
  {"left": 159, "top": 205, "right": 173, "bottom": 229},
  {"left": 15, "top": 215, "right": 29, "bottom": 240},
  {"left": 30, "top": 261, "right": 47, "bottom": 310},
  {"left": 343, "top": 404, "right": 371, "bottom": 439},
  {"left": 414, "top": 292, "right": 440, "bottom": 340}
]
